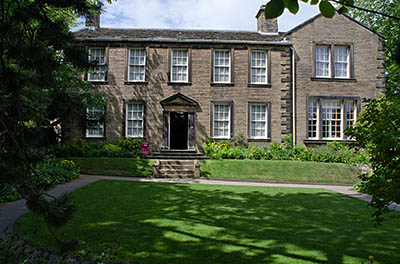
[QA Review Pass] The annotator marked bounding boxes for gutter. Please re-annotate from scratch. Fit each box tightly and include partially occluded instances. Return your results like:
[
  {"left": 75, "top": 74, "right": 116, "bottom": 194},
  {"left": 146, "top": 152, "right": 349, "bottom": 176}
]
[
  {"left": 75, "top": 38, "right": 293, "bottom": 46},
  {"left": 291, "top": 47, "right": 296, "bottom": 146}
]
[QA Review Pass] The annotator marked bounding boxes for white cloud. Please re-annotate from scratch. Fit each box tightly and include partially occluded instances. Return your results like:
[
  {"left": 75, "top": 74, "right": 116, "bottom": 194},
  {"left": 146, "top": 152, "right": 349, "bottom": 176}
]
[{"left": 99, "top": 0, "right": 320, "bottom": 32}]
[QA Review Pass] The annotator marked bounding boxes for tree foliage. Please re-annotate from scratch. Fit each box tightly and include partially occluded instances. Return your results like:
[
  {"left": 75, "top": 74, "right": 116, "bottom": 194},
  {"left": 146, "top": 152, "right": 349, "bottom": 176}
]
[
  {"left": 350, "top": 0, "right": 400, "bottom": 95},
  {"left": 0, "top": 0, "right": 110, "bottom": 245}
]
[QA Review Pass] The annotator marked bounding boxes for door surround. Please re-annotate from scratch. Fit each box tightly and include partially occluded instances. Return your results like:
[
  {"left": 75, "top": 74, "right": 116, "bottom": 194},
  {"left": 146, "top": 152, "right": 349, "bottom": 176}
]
[{"left": 160, "top": 93, "right": 201, "bottom": 150}]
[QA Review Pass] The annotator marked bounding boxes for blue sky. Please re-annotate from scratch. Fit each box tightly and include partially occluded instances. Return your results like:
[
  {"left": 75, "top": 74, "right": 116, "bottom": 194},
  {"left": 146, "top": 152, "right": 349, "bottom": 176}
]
[{"left": 83, "top": 0, "right": 320, "bottom": 32}]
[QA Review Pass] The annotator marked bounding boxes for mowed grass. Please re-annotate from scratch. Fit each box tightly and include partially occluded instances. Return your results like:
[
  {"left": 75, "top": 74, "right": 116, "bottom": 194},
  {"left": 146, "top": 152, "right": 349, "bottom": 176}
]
[
  {"left": 201, "top": 160, "right": 358, "bottom": 184},
  {"left": 70, "top": 158, "right": 154, "bottom": 176},
  {"left": 16, "top": 180, "right": 400, "bottom": 264}
]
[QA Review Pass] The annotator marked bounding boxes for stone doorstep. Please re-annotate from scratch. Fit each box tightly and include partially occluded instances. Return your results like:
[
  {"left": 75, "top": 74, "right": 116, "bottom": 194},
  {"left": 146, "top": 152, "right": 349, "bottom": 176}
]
[{"left": 153, "top": 159, "right": 200, "bottom": 178}]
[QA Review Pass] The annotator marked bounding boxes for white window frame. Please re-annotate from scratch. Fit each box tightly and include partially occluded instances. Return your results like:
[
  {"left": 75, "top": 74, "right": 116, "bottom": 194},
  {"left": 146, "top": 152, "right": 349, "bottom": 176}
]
[
  {"left": 171, "top": 49, "right": 189, "bottom": 83},
  {"left": 212, "top": 104, "right": 231, "bottom": 139},
  {"left": 86, "top": 106, "right": 104, "bottom": 138},
  {"left": 307, "top": 98, "right": 358, "bottom": 140},
  {"left": 128, "top": 49, "right": 146, "bottom": 82},
  {"left": 315, "top": 45, "right": 351, "bottom": 79},
  {"left": 321, "top": 100, "right": 343, "bottom": 140},
  {"left": 249, "top": 104, "right": 268, "bottom": 139},
  {"left": 307, "top": 100, "right": 319, "bottom": 139},
  {"left": 213, "top": 50, "right": 231, "bottom": 83},
  {"left": 345, "top": 100, "right": 357, "bottom": 139},
  {"left": 88, "top": 47, "right": 106, "bottom": 82},
  {"left": 315, "top": 46, "right": 331, "bottom": 78},
  {"left": 334, "top": 46, "right": 350, "bottom": 78},
  {"left": 250, "top": 51, "right": 268, "bottom": 84},
  {"left": 126, "top": 102, "right": 144, "bottom": 138}
]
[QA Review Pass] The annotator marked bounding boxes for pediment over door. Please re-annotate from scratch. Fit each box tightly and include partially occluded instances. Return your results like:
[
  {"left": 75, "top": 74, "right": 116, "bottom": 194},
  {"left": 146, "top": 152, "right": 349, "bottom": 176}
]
[{"left": 160, "top": 93, "right": 201, "bottom": 112}]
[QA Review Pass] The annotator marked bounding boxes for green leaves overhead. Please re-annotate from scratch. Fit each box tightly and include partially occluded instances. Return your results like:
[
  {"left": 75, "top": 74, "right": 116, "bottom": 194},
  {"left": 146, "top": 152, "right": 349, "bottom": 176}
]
[
  {"left": 265, "top": 0, "right": 337, "bottom": 18},
  {"left": 319, "top": 0, "right": 336, "bottom": 18},
  {"left": 284, "top": 0, "right": 300, "bottom": 14},
  {"left": 265, "top": 0, "right": 285, "bottom": 19}
]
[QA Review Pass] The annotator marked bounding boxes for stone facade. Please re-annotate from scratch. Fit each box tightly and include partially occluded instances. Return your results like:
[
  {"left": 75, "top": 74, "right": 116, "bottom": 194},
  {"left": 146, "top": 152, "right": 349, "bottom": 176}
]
[
  {"left": 284, "top": 14, "right": 385, "bottom": 145},
  {"left": 66, "top": 7, "right": 384, "bottom": 151}
]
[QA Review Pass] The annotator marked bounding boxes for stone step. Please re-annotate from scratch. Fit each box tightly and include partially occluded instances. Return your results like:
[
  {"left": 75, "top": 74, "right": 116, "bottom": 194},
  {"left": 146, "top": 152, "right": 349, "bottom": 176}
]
[
  {"left": 159, "top": 165, "right": 194, "bottom": 171},
  {"left": 153, "top": 159, "right": 200, "bottom": 178},
  {"left": 148, "top": 155, "right": 208, "bottom": 160},
  {"left": 157, "top": 160, "right": 195, "bottom": 166},
  {"left": 159, "top": 169, "right": 195, "bottom": 174}
]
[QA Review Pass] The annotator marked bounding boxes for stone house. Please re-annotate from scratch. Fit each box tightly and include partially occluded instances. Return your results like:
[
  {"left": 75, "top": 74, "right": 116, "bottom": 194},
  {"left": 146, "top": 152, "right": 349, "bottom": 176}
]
[{"left": 68, "top": 5, "right": 385, "bottom": 152}]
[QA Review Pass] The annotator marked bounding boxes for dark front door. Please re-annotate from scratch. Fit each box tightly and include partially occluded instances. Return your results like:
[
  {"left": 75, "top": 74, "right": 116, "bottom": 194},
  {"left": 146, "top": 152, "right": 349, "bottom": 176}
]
[{"left": 170, "top": 112, "right": 188, "bottom": 149}]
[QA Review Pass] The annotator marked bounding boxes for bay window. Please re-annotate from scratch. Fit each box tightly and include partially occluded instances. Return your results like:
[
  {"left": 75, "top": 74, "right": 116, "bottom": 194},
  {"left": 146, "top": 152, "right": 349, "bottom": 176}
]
[{"left": 307, "top": 97, "right": 359, "bottom": 140}]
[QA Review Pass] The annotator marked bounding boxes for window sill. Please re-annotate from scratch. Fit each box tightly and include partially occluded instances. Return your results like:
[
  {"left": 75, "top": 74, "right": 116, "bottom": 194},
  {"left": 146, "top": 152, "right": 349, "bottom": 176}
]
[
  {"left": 311, "top": 77, "right": 357, "bottom": 83},
  {"left": 248, "top": 138, "right": 271, "bottom": 142},
  {"left": 212, "top": 137, "right": 231, "bottom": 140},
  {"left": 85, "top": 136, "right": 106, "bottom": 140},
  {"left": 211, "top": 82, "right": 235, "bottom": 87},
  {"left": 304, "top": 139, "right": 356, "bottom": 144},
  {"left": 167, "top": 81, "right": 192, "bottom": 86},
  {"left": 247, "top": 83, "right": 271, "bottom": 88},
  {"left": 124, "top": 81, "right": 148, "bottom": 85},
  {"left": 88, "top": 81, "right": 108, "bottom": 85}
]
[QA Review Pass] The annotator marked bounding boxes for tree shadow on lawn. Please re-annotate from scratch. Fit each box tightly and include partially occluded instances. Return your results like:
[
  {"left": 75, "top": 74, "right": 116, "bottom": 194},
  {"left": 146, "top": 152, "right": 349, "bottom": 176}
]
[{"left": 19, "top": 180, "right": 400, "bottom": 264}]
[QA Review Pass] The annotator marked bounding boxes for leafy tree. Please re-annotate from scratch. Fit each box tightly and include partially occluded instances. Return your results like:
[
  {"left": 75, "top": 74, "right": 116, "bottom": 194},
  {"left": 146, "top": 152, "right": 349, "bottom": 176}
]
[
  {"left": 350, "top": 0, "right": 400, "bottom": 95},
  {"left": 0, "top": 0, "right": 110, "bottom": 246},
  {"left": 264, "top": 0, "right": 400, "bottom": 222}
]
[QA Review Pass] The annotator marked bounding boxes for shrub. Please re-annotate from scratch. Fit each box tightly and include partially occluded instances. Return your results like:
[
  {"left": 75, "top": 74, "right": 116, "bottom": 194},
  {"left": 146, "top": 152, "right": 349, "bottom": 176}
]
[
  {"left": 102, "top": 143, "right": 123, "bottom": 157},
  {"left": 117, "top": 137, "right": 145, "bottom": 157},
  {"left": 0, "top": 159, "right": 80, "bottom": 203},
  {"left": 203, "top": 138, "right": 365, "bottom": 165},
  {"left": 53, "top": 138, "right": 146, "bottom": 158}
]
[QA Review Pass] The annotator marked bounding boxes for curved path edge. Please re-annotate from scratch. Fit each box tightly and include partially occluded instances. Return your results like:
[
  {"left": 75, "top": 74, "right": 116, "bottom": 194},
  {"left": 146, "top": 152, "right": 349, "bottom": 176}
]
[{"left": 1, "top": 174, "right": 399, "bottom": 239}]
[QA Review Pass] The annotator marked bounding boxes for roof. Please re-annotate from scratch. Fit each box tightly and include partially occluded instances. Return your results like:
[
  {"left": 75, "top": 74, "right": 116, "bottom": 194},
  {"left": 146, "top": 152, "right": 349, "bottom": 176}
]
[
  {"left": 74, "top": 28, "right": 285, "bottom": 44},
  {"left": 284, "top": 13, "right": 384, "bottom": 39}
]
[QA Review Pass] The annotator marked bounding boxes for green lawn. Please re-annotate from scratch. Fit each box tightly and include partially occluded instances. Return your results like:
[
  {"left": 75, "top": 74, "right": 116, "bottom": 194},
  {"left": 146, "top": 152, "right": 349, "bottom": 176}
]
[
  {"left": 16, "top": 180, "right": 400, "bottom": 264},
  {"left": 70, "top": 158, "right": 154, "bottom": 176},
  {"left": 201, "top": 160, "right": 358, "bottom": 184}
]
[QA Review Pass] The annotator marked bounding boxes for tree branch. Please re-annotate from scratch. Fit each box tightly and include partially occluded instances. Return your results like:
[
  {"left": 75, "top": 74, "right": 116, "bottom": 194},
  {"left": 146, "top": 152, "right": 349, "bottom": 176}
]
[{"left": 329, "top": 0, "right": 400, "bottom": 20}]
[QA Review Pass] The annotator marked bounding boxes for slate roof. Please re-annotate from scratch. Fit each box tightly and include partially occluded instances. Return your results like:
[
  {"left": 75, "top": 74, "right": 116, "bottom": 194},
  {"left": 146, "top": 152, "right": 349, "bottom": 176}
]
[{"left": 74, "top": 28, "right": 285, "bottom": 43}]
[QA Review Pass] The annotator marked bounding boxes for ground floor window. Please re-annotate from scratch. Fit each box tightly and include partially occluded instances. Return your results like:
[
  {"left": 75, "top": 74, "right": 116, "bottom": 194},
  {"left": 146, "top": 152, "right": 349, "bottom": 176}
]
[
  {"left": 249, "top": 103, "right": 269, "bottom": 139},
  {"left": 307, "top": 97, "right": 358, "bottom": 140},
  {"left": 86, "top": 106, "right": 105, "bottom": 137},
  {"left": 126, "top": 102, "right": 144, "bottom": 137},
  {"left": 212, "top": 103, "right": 231, "bottom": 139}
]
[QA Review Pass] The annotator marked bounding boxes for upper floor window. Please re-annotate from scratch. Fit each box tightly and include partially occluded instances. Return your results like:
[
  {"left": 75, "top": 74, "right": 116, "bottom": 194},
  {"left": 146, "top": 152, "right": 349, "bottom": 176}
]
[
  {"left": 213, "top": 50, "right": 231, "bottom": 83},
  {"left": 126, "top": 102, "right": 145, "bottom": 138},
  {"left": 307, "top": 97, "right": 358, "bottom": 140},
  {"left": 212, "top": 103, "right": 232, "bottom": 139},
  {"left": 315, "top": 45, "right": 351, "bottom": 79},
  {"left": 315, "top": 46, "right": 330, "bottom": 77},
  {"left": 250, "top": 51, "right": 267, "bottom": 84},
  {"left": 334, "top": 47, "right": 350, "bottom": 78},
  {"left": 249, "top": 103, "right": 269, "bottom": 139},
  {"left": 86, "top": 106, "right": 105, "bottom": 138},
  {"left": 171, "top": 50, "right": 189, "bottom": 82},
  {"left": 128, "top": 49, "right": 146, "bottom": 82},
  {"left": 88, "top": 48, "right": 106, "bottom": 81}
]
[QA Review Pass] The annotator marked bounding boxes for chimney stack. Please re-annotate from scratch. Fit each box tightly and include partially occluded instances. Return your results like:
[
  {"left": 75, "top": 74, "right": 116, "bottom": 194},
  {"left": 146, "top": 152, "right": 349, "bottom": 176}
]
[
  {"left": 256, "top": 5, "right": 278, "bottom": 34},
  {"left": 85, "top": 13, "right": 100, "bottom": 29}
]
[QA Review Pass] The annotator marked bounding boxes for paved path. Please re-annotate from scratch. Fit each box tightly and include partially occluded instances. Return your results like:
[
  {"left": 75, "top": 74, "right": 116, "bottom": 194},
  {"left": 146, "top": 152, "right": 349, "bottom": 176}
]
[{"left": 1, "top": 174, "right": 399, "bottom": 239}]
